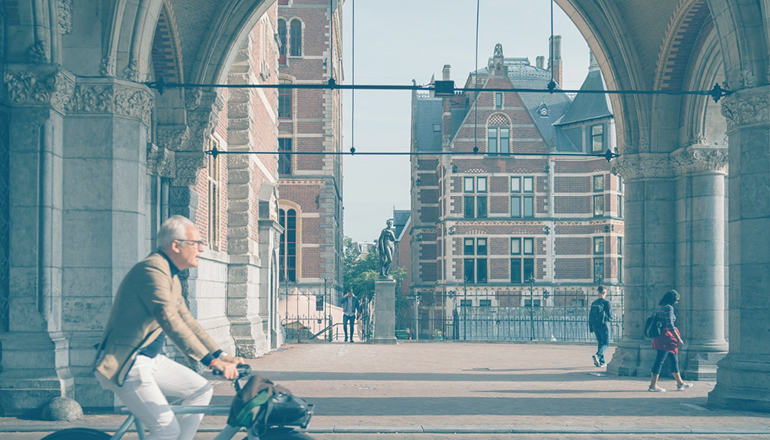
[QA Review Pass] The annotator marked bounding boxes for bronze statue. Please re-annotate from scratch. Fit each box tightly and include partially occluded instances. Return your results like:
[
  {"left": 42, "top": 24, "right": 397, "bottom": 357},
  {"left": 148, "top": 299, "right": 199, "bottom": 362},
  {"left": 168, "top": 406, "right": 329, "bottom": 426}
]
[{"left": 377, "top": 219, "right": 396, "bottom": 278}]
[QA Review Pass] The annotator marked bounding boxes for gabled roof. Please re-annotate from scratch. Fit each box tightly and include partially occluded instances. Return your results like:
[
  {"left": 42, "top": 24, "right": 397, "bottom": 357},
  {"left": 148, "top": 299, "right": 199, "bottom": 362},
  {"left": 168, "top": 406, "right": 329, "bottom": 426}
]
[{"left": 555, "top": 69, "right": 613, "bottom": 126}]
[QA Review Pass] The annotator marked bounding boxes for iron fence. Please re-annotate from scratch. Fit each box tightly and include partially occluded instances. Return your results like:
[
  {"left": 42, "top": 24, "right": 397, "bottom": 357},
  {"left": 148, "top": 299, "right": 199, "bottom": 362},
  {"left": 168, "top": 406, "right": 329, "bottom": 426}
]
[{"left": 399, "top": 288, "right": 624, "bottom": 343}]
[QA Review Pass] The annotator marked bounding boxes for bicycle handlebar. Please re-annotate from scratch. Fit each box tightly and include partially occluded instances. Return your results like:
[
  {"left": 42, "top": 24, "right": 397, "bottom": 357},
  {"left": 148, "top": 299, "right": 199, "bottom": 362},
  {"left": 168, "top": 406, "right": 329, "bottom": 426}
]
[{"left": 211, "top": 363, "right": 252, "bottom": 379}]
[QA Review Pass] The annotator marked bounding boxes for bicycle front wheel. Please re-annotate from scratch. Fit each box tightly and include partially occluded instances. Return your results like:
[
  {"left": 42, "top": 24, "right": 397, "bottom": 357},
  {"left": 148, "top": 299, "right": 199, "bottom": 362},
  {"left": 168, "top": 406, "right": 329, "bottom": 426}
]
[{"left": 41, "top": 428, "right": 111, "bottom": 440}]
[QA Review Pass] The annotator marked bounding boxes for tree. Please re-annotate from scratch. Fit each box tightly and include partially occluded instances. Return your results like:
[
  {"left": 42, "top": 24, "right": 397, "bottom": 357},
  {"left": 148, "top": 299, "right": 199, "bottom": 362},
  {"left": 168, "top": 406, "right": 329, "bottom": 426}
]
[{"left": 342, "top": 236, "right": 407, "bottom": 301}]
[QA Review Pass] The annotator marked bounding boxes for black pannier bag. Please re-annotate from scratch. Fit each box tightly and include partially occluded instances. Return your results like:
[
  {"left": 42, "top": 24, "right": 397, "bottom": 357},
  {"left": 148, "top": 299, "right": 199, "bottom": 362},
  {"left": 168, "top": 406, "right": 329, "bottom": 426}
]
[
  {"left": 228, "top": 374, "right": 313, "bottom": 436},
  {"left": 644, "top": 309, "right": 663, "bottom": 338}
]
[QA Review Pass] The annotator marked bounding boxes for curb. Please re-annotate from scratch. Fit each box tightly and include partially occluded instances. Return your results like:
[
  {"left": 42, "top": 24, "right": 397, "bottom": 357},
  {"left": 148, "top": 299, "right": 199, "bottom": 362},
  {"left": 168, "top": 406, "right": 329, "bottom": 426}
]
[{"left": 3, "top": 425, "right": 770, "bottom": 435}]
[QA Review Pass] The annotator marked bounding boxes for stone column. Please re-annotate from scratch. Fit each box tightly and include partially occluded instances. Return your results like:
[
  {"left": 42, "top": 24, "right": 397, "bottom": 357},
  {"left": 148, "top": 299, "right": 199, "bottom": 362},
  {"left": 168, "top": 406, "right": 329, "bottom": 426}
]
[
  {"left": 671, "top": 146, "right": 729, "bottom": 380},
  {"left": 709, "top": 86, "right": 770, "bottom": 411},
  {"left": 607, "top": 154, "right": 677, "bottom": 377}
]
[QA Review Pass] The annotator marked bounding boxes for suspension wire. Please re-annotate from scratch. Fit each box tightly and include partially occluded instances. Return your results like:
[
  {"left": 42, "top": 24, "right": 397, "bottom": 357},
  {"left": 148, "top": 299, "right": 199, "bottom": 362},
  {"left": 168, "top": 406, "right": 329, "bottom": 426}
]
[
  {"left": 473, "top": 0, "right": 480, "bottom": 155},
  {"left": 206, "top": 146, "right": 618, "bottom": 161},
  {"left": 145, "top": 77, "right": 731, "bottom": 101},
  {"left": 350, "top": 0, "right": 355, "bottom": 155}
]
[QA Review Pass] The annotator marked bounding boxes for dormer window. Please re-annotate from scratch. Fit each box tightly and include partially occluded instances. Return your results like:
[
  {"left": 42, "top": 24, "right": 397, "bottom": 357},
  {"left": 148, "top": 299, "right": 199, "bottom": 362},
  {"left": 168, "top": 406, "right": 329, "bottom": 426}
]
[{"left": 537, "top": 103, "right": 549, "bottom": 117}]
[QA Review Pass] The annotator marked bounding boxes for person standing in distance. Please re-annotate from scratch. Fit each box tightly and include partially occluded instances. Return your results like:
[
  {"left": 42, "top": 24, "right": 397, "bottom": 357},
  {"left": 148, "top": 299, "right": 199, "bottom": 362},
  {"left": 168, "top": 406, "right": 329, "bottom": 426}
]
[
  {"left": 340, "top": 289, "right": 361, "bottom": 343},
  {"left": 93, "top": 215, "right": 243, "bottom": 440},
  {"left": 588, "top": 285, "right": 614, "bottom": 367}
]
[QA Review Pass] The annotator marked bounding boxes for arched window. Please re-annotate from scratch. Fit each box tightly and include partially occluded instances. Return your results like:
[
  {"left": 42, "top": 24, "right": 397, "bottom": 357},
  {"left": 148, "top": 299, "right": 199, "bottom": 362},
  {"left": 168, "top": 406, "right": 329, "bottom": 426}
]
[
  {"left": 279, "top": 209, "right": 297, "bottom": 282},
  {"left": 487, "top": 114, "right": 510, "bottom": 154},
  {"left": 290, "top": 19, "right": 302, "bottom": 56},
  {"left": 277, "top": 19, "right": 287, "bottom": 64}
]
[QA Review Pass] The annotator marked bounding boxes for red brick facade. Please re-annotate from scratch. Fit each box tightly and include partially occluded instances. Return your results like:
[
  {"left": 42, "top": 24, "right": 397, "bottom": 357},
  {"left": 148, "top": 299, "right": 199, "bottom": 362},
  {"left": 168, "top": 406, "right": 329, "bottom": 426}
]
[
  {"left": 277, "top": 0, "right": 344, "bottom": 300},
  {"left": 408, "top": 45, "right": 624, "bottom": 314}
]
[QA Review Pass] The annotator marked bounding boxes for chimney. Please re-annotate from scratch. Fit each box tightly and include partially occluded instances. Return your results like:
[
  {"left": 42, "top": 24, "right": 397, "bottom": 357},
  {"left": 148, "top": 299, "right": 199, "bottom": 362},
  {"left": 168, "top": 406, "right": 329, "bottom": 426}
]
[
  {"left": 442, "top": 64, "right": 451, "bottom": 81},
  {"left": 536, "top": 56, "right": 545, "bottom": 70},
  {"left": 548, "top": 35, "right": 562, "bottom": 86}
]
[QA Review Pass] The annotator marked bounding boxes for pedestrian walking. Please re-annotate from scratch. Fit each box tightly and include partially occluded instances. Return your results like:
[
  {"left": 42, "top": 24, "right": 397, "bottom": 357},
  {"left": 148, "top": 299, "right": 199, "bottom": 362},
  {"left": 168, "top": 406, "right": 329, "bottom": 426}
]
[
  {"left": 93, "top": 215, "right": 243, "bottom": 440},
  {"left": 340, "top": 289, "right": 361, "bottom": 343},
  {"left": 648, "top": 289, "right": 693, "bottom": 392},
  {"left": 588, "top": 285, "right": 614, "bottom": 367}
]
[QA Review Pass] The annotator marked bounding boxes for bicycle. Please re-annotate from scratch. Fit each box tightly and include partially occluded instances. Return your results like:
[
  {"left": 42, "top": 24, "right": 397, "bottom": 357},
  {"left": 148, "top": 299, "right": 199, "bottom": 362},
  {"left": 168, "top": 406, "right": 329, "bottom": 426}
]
[{"left": 40, "top": 365, "right": 314, "bottom": 440}]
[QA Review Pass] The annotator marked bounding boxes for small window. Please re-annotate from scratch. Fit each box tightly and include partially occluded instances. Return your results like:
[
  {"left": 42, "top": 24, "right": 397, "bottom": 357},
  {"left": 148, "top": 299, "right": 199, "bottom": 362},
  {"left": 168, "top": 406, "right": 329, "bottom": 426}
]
[
  {"left": 499, "top": 128, "right": 510, "bottom": 154},
  {"left": 464, "top": 238, "right": 475, "bottom": 255},
  {"left": 593, "top": 195, "right": 604, "bottom": 216},
  {"left": 594, "top": 237, "right": 604, "bottom": 254},
  {"left": 277, "top": 19, "right": 287, "bottom": 63},
  {"left": 523, "top": 238, "right": 534, "bottom": 255},
  {"left": 278, "top": 86, "right": 292, "bottom": 118},
  {"left": 476, "top": 196, "right": 487, "bottom": 218},
  {"left": 618, "top": 237, "right": 623, "bottom": 255},
  {"left": 572, "top": 299, "right": 585, "bottom": 307},
  {"left": 591, "top": 124, "right": 604, "bottom": 153},
  {"left": 278, "top": 138, "right": 292, "bottom": 175},
  {"left": 593, "top": 175, "right": 604, "bottom": 192},
  {"left": 464, "top": 177, "right": 474, "bottom": 193},
  {"left": 523, "top": 196, "right": 534, "bottom": 217},
  {"left": 511, "top": 258, "right": 522, "bottom": 283},
  {"left": 594, "top": 258, "right": 604, "bottom": 282},
  {"left": 460, "top": 299, "right": 473, "bottom": 307},
  {"left": 477, "top": 177, "right": 487, "bottom": 193},
  {"left": 487, "top": 128, "right": 498, "bottom": 154},
  {"left": 464, "top": 258, "right": 475, "bottom": 283},
  {"left": 479, "top": 299, "right": 492, "bottom": 307},
  {"left": 476, "top": 259, "right": 488, "bottom": 283},
  {"left": 523, "top": 258, "right": 534, "bottom": 281},
  {"left": 511, "top": 238, "right": 521, "bottom": 255},
  {"left": 618, "top": 195, "right": 623, "bottom": 218},
  {"left": 618, "top": 257, "right": 623, "bottom": 283},
  {"left": 464, "top": 196, "right": 475, "bottom": 218},
  {"left": 495, "top": 93, "right": 502, "bottom": 108},
  {"left": 511, "top": 177, "right": 521, "bottom": 193},
  {"left": 477, "top": 238, "right": 487, "bottom": 256},
  {"left": 433, "top": 123, "right": 441, "bottom": 132},
  {"left": 290, "top": 20, "right": 302, "bottom": 56},
  {"left": 523, "top": 177, "right": 534, "bottom": 193},
  {"left": 511, "top": 196, "right": 521, "bottom": 217}
]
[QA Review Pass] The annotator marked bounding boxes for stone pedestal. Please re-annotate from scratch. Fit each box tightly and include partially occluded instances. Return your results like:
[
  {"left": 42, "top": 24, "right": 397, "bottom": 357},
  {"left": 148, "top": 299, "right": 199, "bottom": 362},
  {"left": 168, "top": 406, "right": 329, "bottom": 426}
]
[
  {"left": 370, "top": 278, "right": 397, "bottom": 345},
  {"left": 708, "top": 86, "right": 770, "bottom": 411}
]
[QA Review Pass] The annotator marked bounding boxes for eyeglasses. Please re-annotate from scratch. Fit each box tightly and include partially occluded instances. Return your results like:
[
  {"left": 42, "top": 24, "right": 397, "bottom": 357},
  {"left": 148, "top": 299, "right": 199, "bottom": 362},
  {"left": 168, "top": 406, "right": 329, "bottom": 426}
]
[{"left": 177, "top": 240, "right": 205, "bottom": 249}]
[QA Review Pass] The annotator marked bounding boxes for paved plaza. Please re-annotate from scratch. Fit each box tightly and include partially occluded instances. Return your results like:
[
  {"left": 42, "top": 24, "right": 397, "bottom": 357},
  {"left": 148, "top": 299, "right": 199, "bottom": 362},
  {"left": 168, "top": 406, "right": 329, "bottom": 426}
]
[{"left": 2, "top": 342, "right": 769, "bottom": 439}]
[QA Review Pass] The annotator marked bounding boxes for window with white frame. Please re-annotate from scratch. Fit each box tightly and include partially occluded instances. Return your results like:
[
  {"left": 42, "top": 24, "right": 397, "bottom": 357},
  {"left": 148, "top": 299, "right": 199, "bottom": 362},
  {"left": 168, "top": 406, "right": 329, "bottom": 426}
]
[
  {"left": 487, "top": 114, "right": 510, "bottom": 154},
  {"left": 290, "top": 19, "right": 302, "bottom": 56},
  {"left": 593, "top": 194, "right": 604, "bottom": 217},
  {"left": 464, "top": 237, "right": 488, "bottom": 284},
  {"left": 279, "top": 208, "right": 298, "bottom": 282},
  {"left": 511, "top": 176, "right": 534, "bottom": 218},
  {"left": 591, "top": 124, "right": 604, "bottom": 153},
  {"left": 511, "top": 237, "right": 535, "bottom": 283},
  {"left": 463, "top": 176, "right": 487, "bottom": 218}
]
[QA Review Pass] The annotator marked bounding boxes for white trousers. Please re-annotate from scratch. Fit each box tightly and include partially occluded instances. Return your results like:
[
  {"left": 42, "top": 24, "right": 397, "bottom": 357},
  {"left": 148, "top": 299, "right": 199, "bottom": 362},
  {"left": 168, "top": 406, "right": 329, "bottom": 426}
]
[{"left": 95, "top": 354, "right": 213, "bottom": 440}]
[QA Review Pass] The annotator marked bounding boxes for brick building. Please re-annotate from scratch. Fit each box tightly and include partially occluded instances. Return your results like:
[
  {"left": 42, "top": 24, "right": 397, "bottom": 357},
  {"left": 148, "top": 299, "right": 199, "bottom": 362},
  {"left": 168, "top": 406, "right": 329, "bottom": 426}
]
[
  {"left": 407, "top": 42, "right": 623, "bottom": 339},
  {"left": 276, "top": 0, "right": 345, "bottom": 302}
]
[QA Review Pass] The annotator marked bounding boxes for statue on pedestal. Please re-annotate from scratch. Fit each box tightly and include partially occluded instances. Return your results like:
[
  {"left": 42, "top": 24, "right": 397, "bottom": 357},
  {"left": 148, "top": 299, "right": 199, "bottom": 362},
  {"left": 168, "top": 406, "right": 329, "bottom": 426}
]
[{"left": 377, "top": 219, "right": 396, "bottom": 278}]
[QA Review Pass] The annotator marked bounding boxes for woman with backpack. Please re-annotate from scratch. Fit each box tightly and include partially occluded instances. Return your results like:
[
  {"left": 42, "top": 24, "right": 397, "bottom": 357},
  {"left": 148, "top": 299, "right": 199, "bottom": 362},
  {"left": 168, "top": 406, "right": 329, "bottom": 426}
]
[{"left": 648, "top": 290, "right": 693, "bottom": 392}]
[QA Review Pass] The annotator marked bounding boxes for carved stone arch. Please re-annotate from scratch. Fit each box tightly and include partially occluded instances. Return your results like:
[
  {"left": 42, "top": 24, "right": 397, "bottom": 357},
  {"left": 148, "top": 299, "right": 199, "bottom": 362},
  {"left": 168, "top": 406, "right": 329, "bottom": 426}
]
[
  {"left": 654, "top": 0, "right": 713, "bottom": 92},
  {"left": 706, "top": 0, "right": 769, "bottom": 89},
  {"left": 105, "top": 0, "right": 164, "bottom": 81},
  {"left": 150, "top": 0, "right": 184, "bottom": 84},
  {"left": 680, "top": 24, "right": 727, "bottom": 148},
  {"left": 191, "top": 0, "right": 275, "bottom": 85},
  {"left": 554, "top": 0, "right": 649, "bottom": 154}
]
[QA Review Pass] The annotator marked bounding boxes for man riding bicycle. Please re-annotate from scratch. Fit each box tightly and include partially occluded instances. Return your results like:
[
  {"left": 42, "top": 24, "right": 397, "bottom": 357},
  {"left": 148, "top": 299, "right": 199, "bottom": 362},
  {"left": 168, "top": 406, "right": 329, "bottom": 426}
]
[{"left": 93, "top": 215, "right": 243, "bottom": 440}]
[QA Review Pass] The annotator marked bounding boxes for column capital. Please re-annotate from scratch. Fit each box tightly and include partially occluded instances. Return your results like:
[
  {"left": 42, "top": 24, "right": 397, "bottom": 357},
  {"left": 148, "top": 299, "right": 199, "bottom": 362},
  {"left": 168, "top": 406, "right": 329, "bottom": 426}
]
[
  {"left": 721, "top": 85, "right": 770, "bottom": 134},
  {"left": 670, "top": 145, "right": 728, "bottom": 176},
  {"left": 3, "top": 66, "right": 154, "bottom": 126},
  {"left": 610, "top": 153, "right": 672, "bottom": 180}
]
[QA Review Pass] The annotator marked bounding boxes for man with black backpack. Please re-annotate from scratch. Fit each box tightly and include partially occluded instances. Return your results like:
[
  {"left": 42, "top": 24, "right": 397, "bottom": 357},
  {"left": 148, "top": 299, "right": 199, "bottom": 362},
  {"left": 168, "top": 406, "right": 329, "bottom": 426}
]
[{"left": 588, "top": 286, "right": 614, "bottom": 367}]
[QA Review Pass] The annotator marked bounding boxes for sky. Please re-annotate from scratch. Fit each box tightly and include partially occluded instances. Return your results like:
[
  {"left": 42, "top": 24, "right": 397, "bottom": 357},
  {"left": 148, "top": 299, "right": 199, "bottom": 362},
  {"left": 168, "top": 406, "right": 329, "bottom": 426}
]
[{"left": 341, "top": 0, "right": 590, "bottom": 243}]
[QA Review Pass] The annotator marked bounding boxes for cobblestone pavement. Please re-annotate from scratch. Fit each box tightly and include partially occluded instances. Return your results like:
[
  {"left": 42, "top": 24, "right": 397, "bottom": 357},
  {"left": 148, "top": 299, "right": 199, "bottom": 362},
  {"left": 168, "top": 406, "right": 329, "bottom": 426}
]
[{"left": 2, "top": 342, "right": 770, "bottom": 439}]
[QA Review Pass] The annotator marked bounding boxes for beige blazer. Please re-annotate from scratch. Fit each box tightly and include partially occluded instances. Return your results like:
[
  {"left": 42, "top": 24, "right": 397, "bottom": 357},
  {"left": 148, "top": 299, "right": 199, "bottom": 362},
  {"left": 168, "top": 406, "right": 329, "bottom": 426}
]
[{"left": 94, "top": 252, "right": 220, "bottom": 385}]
